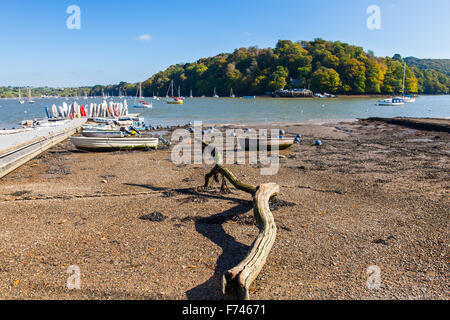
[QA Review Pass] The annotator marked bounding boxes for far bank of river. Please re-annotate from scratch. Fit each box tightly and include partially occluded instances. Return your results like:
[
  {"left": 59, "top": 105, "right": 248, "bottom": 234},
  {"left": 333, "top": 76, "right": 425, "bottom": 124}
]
[{"left": 0, "top": 95, "right": 449, "bottom": 128}]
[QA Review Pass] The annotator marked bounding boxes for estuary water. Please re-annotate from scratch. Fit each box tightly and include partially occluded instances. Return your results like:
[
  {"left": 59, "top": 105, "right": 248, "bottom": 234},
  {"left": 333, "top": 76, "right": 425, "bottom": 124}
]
[{"left": 0, "top": 95, "right": 449, "bottom": 128}]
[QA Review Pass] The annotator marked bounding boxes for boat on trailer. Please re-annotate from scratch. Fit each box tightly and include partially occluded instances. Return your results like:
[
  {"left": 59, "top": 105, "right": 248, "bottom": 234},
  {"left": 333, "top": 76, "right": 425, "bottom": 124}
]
[{"left": 70, "top": 136, "right": 159, "bottom": 151}]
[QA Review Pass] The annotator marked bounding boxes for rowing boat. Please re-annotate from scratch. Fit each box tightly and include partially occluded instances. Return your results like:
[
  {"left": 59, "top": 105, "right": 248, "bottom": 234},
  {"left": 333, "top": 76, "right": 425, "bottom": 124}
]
[
  {"left": 238, "top": 137, "right": 294, "bottom": 151},
  {"left": 70, "top": 136, "right": 158, "bottom": 151}
]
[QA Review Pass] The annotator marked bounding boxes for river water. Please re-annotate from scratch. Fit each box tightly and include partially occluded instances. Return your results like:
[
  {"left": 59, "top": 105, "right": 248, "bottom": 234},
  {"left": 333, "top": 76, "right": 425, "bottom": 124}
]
[{"left": 0, "top": 95, "right": 448, "bottom": 128}]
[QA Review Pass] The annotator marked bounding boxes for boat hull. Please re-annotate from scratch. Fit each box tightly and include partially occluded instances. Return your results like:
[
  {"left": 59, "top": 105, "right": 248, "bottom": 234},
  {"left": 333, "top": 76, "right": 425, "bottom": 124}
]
[
  {"left": 70, "top": 136, "right": 158, "bottom": 151},
  {"left": 238, "top": 137, "right": 294, "bottom": 151}
]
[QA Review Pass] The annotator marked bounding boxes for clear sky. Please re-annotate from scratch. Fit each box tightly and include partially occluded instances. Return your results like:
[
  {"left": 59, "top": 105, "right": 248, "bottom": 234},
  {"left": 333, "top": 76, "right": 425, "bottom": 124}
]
[{"left": 1, "top": 0, "right": 449, "bottom": 87}]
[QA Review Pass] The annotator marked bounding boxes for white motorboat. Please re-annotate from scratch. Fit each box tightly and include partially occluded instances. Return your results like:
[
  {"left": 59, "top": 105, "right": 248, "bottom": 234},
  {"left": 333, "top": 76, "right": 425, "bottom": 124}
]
[
  {"left": 70, "top": 136, "right": 159, "bottom": 151},
  {"left": 377, "top": 98, "right": 405, "bottom": 106}
]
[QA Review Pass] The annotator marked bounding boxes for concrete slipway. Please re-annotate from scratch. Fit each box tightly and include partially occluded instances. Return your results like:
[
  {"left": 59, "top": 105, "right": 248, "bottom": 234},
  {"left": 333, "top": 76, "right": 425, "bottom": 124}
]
[{"left": 0, "top": 119, "right": 86, "bottom": 178}]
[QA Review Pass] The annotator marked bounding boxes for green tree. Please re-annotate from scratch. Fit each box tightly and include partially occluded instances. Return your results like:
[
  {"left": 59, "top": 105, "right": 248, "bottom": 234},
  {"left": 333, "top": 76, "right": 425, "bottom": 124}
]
[{"left": 311, "top": 67, "right": 342, "bottom": 93}]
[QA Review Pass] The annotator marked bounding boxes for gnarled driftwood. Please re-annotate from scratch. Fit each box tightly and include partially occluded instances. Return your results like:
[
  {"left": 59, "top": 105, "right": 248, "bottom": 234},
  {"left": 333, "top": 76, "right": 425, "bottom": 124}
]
[{"left": 204, "top": 162, "right": 278, "bottom": 300}]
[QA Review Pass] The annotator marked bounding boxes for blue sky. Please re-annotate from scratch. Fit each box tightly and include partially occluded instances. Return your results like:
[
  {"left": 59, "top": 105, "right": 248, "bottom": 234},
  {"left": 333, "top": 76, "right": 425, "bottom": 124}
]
[{"left": 0, "top": 0, "right": 449, "bottom": 87}]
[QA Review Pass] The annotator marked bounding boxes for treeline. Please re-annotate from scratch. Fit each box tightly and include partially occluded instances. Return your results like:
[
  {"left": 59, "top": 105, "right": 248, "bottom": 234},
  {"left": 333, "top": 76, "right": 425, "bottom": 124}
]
[
  {"left": 137, "top": 39, "right": 449, "bottom": 96},
  {"left": 0, "top": 86, "right": 93, "bottom": 98},
  {"left": 405, "top": 57, "right": 450, "bottom": 76},
  {"left": 2, "top": 39, "right": 449, "bottom": 98}
]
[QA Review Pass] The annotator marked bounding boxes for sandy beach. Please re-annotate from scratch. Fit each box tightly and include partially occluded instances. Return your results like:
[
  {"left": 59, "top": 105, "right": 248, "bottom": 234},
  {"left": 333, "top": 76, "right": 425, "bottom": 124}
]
[{"left": 0, "top": 118, "right": 448, "bottom": 300}]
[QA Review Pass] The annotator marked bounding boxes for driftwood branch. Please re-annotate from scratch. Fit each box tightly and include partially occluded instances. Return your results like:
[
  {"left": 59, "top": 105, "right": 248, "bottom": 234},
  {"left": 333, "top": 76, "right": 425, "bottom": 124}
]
[
  {"left": 203, "top": 160, "right": 278, "bottom": 300},
  {"left": 222, "top": 183, "right": 279, "bottom": 300},
  {"left": 204, "top": 164, "right": 256, "bottom": 195}
]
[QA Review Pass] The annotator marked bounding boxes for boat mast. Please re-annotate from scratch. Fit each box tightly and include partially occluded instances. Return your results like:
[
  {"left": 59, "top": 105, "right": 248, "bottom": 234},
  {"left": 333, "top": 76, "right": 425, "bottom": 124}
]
[
  {"left": 402, "top": 62, "right": 406, "bottom": 95},
  {"left": 134, "top": 83, "right": 139, "bottom": 103},
  {"left": 171, "top": 80, "right": 174, "bottom": 97}
]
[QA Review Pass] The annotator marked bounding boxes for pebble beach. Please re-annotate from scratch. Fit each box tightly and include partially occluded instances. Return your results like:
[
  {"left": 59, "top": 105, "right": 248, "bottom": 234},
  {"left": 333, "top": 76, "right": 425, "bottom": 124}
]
[{"left": 0, "top": 118, "right": 448, "bottom": 300}]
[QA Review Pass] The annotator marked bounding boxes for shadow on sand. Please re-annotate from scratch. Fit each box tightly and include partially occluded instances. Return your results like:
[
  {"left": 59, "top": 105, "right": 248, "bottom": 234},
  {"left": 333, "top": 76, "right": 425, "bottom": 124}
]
[{"left": 124, "top": 183, "right": 254, "bottom": 300}]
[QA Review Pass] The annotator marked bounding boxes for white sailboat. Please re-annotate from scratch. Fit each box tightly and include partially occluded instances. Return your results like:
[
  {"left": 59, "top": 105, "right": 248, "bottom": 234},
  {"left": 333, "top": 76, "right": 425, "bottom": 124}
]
[
  {"left": 377, "top": 62, "right": 414, "bottom": 106},
  {"left": 397, "top": 62, "right": 416, "bottom": 103},
  {"left": 213, "top": 87, "right": 219, "bottom": 98},
  {"left": 189, "top": 89, "right": 193, "bottom": 98},
  {"left": 18, "top": 88, "right": 25, "bottom": 104},
  {"left": 230, "top": 88, "right": 235, "bottom": 98},
  {"left": 133, "top": 82, "right": 152, "bottom": 108},
  {"left": 28, "top": 88, "right": 35, "bottom": 104}
]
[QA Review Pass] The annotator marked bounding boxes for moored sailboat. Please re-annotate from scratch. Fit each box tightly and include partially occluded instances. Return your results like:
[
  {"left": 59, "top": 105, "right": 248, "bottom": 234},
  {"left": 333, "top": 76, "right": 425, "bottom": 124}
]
[
  {"left": 166, "top": 80, "right": 184, "bottom": 105},
  {"left": 18, "top": 88, "right": 25, "bottom": 104},
  {"left": 133, "top": 82, "right": 152, "bottom": 108},
  {"left": 28, "top": 88, "right": 35, "bottom": 104}
]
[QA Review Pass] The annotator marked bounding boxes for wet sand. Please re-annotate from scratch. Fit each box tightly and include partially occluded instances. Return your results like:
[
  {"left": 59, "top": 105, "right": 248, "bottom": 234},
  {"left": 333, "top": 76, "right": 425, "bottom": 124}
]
[{"left": 0, "top": 118, "right": 448, "bottom": 300}]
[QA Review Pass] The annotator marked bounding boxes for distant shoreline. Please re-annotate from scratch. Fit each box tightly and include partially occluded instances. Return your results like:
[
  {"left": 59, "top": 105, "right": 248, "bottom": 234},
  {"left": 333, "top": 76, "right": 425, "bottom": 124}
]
[{"left": 2, "top": 94, "right": 450, "bottom": 100}]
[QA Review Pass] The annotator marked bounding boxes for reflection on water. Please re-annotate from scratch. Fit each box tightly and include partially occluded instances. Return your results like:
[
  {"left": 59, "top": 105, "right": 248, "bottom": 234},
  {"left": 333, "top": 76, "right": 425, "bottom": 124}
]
[{"left": 0, "top": 95, "right": 449, "bottom": 129}]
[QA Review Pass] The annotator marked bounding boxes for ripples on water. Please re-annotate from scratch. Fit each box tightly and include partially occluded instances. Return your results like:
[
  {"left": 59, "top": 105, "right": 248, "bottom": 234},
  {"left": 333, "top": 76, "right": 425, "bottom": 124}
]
[{"left": 0, "top": 95, "right": 449, "bottom": 129}]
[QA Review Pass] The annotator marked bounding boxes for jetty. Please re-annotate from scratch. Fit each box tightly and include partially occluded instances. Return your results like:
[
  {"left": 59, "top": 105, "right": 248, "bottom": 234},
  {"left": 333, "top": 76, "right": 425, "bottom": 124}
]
[
  {"left": 0, "top": 118, "right": 86, "bottom": 178},
  {"left": 273, "top": 88, "right": 313, "bottom": 97}
]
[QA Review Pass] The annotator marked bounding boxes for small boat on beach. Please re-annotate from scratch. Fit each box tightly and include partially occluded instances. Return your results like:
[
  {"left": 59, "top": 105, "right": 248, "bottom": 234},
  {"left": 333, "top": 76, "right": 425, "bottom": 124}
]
[
  {"left": 238, "top": 137, "right": 295, "bottom": 151},
  {"left": 70, "top": 136, "right": 159, "bottom": 151}
]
